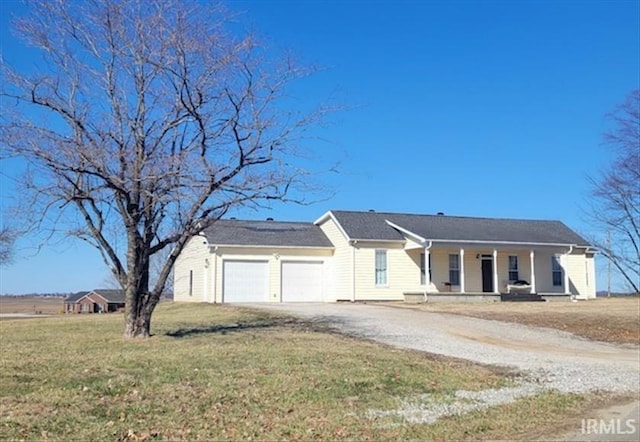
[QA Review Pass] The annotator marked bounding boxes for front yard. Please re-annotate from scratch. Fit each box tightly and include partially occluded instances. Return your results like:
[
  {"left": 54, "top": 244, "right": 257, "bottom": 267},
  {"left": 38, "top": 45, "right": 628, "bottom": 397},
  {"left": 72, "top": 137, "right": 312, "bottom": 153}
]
[
  {"left": 395, "top": 297, "right": 640, "bottom": 345},
  {"left": 0, "top": 302, "right": 628, "bottom": 440}
]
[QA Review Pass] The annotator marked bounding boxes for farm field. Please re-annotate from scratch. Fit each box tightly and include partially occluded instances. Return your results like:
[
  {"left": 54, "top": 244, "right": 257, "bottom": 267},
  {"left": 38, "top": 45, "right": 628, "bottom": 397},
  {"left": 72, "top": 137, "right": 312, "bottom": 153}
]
[
  {"left": 393, "top": 297, "right": 640, "bottom": 345},
  {"left": 0, "top": 302, "right": 624, "bottom": 441},
  {"left": 0, "top": 296, "right": 65, "bottom": 315}
]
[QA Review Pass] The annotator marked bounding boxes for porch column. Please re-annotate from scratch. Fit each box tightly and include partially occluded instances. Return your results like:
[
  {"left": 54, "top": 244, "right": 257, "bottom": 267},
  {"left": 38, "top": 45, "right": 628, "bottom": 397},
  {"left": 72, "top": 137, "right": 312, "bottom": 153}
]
[
  {"left": 424, "top": 247, "right": 431, "bottom": 290},
  {"left": 529, "top": 250, "right": 536, "bottom": 294},
  {"left": 459, "top": 248, "right": 465, "bottom": 293},
  {"left": 493, "top": 249, "right": 499, "bottom": 293}
]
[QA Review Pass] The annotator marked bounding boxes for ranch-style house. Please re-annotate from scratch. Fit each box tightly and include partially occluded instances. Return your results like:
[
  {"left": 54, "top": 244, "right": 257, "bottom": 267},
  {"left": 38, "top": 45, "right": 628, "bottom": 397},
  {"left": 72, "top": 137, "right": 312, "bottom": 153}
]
[{"left": 173, "top": 210, "right": 596, "bottom": 303}]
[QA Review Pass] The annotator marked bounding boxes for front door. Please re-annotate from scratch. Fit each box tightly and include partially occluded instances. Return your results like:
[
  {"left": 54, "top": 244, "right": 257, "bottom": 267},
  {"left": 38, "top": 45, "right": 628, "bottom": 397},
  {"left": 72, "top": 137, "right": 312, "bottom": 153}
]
[{"left": 481, "top": 256, "right": 493, "bottom": 292}]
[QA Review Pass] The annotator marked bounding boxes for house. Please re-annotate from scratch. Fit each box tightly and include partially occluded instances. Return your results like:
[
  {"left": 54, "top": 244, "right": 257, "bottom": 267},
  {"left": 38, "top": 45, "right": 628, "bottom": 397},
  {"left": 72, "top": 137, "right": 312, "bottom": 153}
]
[
  {"left": 173, "top": 210, "right": 596, "bottom": 303},
  {"left": 65, "top": 289, "right": 126, "bottom": 313}
]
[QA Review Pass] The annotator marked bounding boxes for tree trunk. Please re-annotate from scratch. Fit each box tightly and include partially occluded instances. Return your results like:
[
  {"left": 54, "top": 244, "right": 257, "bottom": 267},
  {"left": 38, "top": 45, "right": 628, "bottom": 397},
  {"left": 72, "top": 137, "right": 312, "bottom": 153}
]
[
  {"left": 124, "top": 303, "right": 152, "bottom": 338},
  {"left": 124, "top": 287, "right": 162, "bottom": 338}
]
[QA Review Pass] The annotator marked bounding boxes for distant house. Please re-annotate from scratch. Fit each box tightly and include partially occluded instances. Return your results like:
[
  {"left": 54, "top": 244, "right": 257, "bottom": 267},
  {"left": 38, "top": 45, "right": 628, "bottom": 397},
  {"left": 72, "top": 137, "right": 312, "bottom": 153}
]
[
  {"left": 173, "top": 210, "right": 596, "bottom": 303},
  {"left": 65, "top": 289, "right": 125, "bottom": 313}
]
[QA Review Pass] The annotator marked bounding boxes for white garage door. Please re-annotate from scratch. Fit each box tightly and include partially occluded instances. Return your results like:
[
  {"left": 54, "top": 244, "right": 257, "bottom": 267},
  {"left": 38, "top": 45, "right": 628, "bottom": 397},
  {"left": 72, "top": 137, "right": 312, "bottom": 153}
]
[
  {"left": 223, "top": 260, "right": 269, "bottom": 302},
  {"left": 281, "top": 261, "right": 323, "bottom": 302}
]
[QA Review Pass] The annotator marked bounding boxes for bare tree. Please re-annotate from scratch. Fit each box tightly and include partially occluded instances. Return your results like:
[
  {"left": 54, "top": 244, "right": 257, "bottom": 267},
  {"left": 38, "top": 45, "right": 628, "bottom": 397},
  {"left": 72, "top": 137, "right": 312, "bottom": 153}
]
[
  {"left": 1, "top": 0, "right": 329, "bottom": 337},
  {"left": 0, "top": 227, "right": 16, "bottom": 265},
  {"left": 586, "top": 90, "right": 640, "bottom": 294}
]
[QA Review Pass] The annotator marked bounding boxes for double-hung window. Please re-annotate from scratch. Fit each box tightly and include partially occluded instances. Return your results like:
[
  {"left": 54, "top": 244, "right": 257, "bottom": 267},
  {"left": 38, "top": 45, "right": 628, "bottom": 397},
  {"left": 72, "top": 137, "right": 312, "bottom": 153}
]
[
  {"left": 420, "top": 253, "right": 432, "bottom": 285},
  {"left": 551, "top": 255, "right": 563, "bottom": 286},
  {"left": 448, "top": 254, "right": 460, "bottom": 286},
  {"left": 375, "top": 250, "right": 388, "bottom": 286},
  {"left": 508, "top": 255, "right": 519, "bottom": 281}
]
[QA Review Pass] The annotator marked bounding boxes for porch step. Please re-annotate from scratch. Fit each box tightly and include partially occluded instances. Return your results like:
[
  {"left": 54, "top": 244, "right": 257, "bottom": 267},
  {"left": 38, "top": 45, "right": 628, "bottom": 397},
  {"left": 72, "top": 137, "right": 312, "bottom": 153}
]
[{"left": 500, "top": 293, "right": 545, "bottom": 302}]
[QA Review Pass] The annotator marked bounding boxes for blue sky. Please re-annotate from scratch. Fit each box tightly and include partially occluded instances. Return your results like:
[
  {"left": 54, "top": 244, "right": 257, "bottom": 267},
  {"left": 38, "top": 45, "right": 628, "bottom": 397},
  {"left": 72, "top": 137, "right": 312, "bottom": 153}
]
[{"left": 1, "top": 0, "right": 638, "bottom": 293}]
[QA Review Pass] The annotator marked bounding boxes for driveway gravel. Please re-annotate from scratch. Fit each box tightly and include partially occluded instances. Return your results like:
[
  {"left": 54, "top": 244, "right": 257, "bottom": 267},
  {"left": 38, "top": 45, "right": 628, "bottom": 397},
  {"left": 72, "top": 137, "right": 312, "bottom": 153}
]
[{"left": 250, "top": 303, "right": 640, "bottom": 424}]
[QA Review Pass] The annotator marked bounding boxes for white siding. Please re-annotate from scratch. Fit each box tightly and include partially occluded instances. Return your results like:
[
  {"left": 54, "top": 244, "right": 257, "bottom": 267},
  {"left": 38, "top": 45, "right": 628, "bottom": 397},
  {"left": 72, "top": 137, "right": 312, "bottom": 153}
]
[
  {"left": 173, "top": 236, "right": 210, "bottom": 302},
  {"left": 318, "top": 218, "right": 352, "bottom": 301},
  {"left": 353, "top": 242, "right": 415, "bottom": 301},
  {"left": 567, "top": 251, "right": 597, "bottom": 299},
  {"left": 535, "top": 249, "right": 568, "bottom": 293}
]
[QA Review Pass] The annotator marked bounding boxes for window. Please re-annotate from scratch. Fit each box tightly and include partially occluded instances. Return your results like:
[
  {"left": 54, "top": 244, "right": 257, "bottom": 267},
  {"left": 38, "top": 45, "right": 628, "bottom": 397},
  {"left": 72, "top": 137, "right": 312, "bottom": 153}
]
[
  {"left": 189, "top": 270, "right": 194, "bottom": 296},
  {"left": 420, "top": 253, "right": 432, "bottom": 285},
  {"left": 508, "top": 255, "right": 519, "bottom": 281},
  {"left": 448, "top": 254, "right": 460, "bottom": 286},
  {"left": 375, "top": 250, "right": 387, "bottom": 286},
  {"left": 551, "top": 255, "right": 563, "bottom": 286}
]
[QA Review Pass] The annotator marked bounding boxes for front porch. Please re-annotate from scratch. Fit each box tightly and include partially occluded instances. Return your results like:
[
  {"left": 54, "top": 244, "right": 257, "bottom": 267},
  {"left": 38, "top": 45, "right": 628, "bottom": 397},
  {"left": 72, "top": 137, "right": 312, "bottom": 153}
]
[
  {"left": 404, "top": 242, "right": 575, "bottom": 298},
  {"left": 403, "top": 291, "right": 572, "bottom": 303}
]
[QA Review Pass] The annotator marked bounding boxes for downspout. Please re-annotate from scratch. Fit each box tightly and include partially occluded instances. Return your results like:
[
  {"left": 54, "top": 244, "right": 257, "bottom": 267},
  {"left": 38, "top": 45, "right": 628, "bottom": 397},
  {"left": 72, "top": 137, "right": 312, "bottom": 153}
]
[
  {"left": 350, "top": 240, "right": 358, "bottom": 302},
  {"left": 423, "top": 240, "right": 433, "bottom": 302},
  {"left": 565, "top": 245, "right": 574, "bottom": 298}
]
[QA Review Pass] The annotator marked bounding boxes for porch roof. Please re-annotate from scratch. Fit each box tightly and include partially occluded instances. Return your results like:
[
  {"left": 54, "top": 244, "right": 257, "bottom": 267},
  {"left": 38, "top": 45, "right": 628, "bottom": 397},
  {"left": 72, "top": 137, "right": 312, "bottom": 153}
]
[{"left": 326, "top": 210, "right": 590, "bottom": 247}]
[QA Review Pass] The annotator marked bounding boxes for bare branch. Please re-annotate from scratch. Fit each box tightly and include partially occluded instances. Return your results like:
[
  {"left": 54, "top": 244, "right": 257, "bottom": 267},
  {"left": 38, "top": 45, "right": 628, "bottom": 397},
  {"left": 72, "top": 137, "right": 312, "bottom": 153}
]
[
  {"left": 584, "top": 90, "right": 640, "bottom": 294},
  {"left": 0, "top": 0, "right": 333, "bottom": 338}
]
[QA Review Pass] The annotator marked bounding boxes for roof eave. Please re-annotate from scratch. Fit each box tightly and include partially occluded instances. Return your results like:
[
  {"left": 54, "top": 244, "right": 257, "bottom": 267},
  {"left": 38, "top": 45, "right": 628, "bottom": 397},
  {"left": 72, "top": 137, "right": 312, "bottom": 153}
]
[
  {"left": 385, "top": 220, "right": 427, "bottom": 243},
  {"left": 314, "top": 210, "right": 352, "bottom": 242},
  {"left": 427, "top": 239, "right": 584, "bottom": 248},
  {"left": 210, "top": 244, "right": 335, "bottom": 250},
  {"left": 349, "top": 238, "right": 406, "bottom": 244}
]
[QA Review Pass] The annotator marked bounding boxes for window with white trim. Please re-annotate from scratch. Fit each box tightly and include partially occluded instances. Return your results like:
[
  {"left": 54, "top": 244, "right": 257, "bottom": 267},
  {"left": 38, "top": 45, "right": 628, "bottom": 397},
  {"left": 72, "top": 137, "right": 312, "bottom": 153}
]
[
  {"left": 375, "top": 250, "right": 388, "bottom": 286},
  {"left": 449, "top": 254, "right": 460, "bottom": 285},
  {"left": 508, "top": 255, "right": 519, "bottom": 281},
  {"left": 420, "top": 253, "right": 432, "bottom": 285},
  {"left": 551, "top": 255, "right": 562, "bottom": 286}
]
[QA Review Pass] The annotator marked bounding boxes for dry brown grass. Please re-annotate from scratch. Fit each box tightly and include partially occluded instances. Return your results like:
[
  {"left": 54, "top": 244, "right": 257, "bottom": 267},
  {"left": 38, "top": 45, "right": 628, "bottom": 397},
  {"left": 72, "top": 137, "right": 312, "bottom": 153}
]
[
  {"left": 0, "top": 302, "right": 613, "bottom": 441},
  {"left": 0, "top": 296, "right": 65, "bottom": 315},
  {"left": 391, "top": 297, "right": 640, "bottom": 345}
]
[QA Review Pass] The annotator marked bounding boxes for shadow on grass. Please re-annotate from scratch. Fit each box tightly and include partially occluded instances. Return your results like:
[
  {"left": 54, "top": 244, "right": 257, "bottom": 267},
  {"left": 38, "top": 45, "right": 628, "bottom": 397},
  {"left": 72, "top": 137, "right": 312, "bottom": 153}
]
[{"left": 165, "top": 316, "right": 339, "bottom": 338}]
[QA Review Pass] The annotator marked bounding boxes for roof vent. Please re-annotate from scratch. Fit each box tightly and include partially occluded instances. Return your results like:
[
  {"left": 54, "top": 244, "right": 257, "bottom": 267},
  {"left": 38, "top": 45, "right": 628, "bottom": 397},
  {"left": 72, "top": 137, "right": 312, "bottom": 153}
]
[
  {"left": 436, "top": 212, "right": 444, "bottom": 216},
  {"left": 368, "top": 209, "right": 375, "bottom": 212},
  {"left": 266, "top": 217, "right": 274, "bottom": 221}
]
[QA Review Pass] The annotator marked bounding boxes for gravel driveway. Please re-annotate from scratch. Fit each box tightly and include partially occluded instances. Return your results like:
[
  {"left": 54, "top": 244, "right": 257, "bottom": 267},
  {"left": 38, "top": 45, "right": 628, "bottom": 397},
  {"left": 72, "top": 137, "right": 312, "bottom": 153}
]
[{"left": 251, "top": 302, "right": 639, "bottom": 424}]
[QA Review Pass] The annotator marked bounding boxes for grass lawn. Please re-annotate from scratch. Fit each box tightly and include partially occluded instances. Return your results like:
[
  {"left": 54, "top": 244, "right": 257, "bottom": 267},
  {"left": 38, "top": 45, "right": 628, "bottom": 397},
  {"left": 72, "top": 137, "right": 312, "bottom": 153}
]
[{"left": 0, "top": 303, "right": 623, "bottom": 440}]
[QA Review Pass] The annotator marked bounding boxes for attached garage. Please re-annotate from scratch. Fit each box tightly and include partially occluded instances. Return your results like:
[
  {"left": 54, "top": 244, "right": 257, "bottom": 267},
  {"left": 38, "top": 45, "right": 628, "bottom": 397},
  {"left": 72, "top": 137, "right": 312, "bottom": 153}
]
[
  {"left": 281, "top": 261, "right": 324, "bottom": 302},
  {"left": 174, "top": 219, "right": 334, "bottom": 303},
  {"left": 222, "top": 260, "right": 269, "bottom": 302}
]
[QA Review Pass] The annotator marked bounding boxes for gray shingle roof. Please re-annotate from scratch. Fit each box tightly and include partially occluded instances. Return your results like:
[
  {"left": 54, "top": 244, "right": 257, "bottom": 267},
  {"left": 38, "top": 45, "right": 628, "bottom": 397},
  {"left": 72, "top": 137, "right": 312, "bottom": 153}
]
[
  {"left": 203, "top": 219, "right": 334, "bottom": 248},
  {"left": 65, "top": 289, "right": 125, "bottom": 303},
  {"left": 92, "top": 289, "right": 125, "bottom": 303},
  {"left": 329, "top": 210, "right": 590, "bottom": 246},
  {"left": 66, "top": 291, "right": 89, "bottom": 302}
]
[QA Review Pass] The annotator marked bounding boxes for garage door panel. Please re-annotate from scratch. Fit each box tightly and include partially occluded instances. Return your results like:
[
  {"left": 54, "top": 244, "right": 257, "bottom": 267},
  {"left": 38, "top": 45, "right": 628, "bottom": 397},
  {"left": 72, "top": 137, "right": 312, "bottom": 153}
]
[
  {"left": 282, "top": 261, "right": 323, "bottom": 302},
  {"left": 223, "top": 260, "right": 269, "bottom": 303}
]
